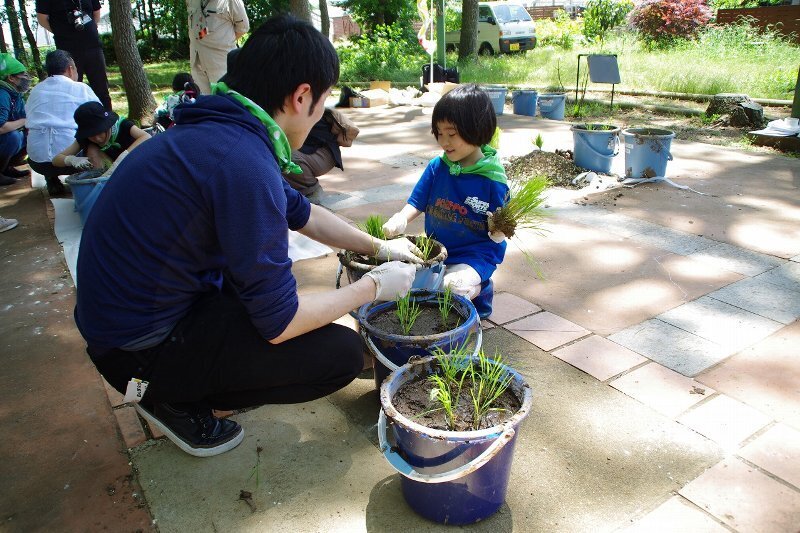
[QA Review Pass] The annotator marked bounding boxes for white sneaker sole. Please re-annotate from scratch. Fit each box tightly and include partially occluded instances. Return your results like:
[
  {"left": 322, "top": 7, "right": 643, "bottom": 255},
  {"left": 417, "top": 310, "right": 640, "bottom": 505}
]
[
  {"left": 134, "top": 403, "right": 244, "bottom": 457},
  {"left": 0, "top": 221, "right": 18, "bottom": 233}
]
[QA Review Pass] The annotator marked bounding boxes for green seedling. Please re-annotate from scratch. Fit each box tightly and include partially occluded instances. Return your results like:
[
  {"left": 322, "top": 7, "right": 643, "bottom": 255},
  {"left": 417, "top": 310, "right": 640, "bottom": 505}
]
[
  {"left": 468, "top": 350, "right": 513, "bottom": 430},
  {"left": 246, "top": 445, "right": 263, "bottom": 488},
  {"left": 395, "top": 292, "right": 422, "bottom": 335},
  {"left": 438, "top": 284, "right": 454, "bottom": 325},
  {"left": 358, "top": 214, "right": 387, "bottom": 240},
  {"left": 489, "top": 175, "right": 549, "bottom": 239},
  {"left": 414, "top": 233, "right": 435, "bottom": 261},
  {"left": 533, "top": 132, "right": 544, "bottom": 150},
  {"left": 428, "top": 344, "right": 473, "bottom": 430}
]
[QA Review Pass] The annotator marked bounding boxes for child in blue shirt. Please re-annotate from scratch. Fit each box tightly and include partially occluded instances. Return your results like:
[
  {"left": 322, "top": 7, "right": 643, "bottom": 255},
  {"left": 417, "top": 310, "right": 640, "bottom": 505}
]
[{"left": 383, "top": 84, "right": 509, "bottom": 318}]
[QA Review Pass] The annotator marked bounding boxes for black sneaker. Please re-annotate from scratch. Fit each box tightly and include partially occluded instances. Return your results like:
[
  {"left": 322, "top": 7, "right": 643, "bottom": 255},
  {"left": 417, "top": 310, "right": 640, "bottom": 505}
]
[
  {"left": 134, "top": 402, "right": 244, "bottom": 457},
  {"left": 46, "top": 180, "right": 67, "bottom": 196},
  {"left": 4, "top": 166, "right": 29, "bottom": 178}
]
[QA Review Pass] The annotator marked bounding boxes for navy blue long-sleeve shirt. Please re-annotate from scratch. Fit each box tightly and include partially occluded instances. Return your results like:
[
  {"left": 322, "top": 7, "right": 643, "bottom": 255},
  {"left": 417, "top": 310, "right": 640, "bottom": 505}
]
[{"left": 75, "top": 94, "right": 310, "bottom": 349}]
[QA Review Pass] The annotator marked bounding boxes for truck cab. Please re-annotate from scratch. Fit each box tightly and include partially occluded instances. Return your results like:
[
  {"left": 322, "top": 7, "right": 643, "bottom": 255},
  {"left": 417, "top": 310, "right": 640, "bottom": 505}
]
[{"left": 445, "top": 2, "right": 537, "bottom": 56}]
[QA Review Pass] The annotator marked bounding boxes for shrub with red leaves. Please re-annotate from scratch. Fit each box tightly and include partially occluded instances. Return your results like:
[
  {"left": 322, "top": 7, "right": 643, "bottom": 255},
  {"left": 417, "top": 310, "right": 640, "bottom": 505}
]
[{"left": 630, "top": 0, "right": 712, "bottom": 45}]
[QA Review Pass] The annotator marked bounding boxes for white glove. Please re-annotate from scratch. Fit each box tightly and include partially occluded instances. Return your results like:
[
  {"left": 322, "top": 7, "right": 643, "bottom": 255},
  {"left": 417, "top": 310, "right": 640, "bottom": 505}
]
[
  {"left": 486, "top": 212, "right": 506, "bottom": 243},
  {"left": 100, "top": 150, "right": 129, "bottom": 178},
  {"left": 375, "top": 237, "right": 424, "bottom": 264},
  {"left": 363, "top": 261, "right": 416, "bottom": 301},
  {"left": 382, "top": 212, "right": 408, "bottom": 238},
  {"left": 64, "top": 155, "right": 92, "bottom": 169}
]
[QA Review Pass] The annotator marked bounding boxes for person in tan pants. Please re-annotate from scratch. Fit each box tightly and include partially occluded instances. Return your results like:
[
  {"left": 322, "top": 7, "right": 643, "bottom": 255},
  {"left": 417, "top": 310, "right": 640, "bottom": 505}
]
[{"left": 187, "top": 0, "right": 249, "bottom": 94}]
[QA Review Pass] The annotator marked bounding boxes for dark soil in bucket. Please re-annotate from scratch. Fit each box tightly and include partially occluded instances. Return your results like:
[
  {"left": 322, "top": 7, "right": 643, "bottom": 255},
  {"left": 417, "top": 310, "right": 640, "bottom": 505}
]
[
  {"left": 370, "top": 303, "right": 460, "bottom": 336},
  {"left": 393, "top": 372, "right": 521, "bottom": 431}
]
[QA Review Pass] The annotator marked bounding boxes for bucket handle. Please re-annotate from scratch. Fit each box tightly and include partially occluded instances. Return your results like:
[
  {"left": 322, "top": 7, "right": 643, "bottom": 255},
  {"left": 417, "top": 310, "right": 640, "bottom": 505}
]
[
  {"left": 366, "top": 326, "right": 483, "bottom": 373},
  {"left": 575, "top": 130, "right": 619, "bottom": 158},
  {"left": 378, "top": 409, "right": 515, "bottom": 483}
]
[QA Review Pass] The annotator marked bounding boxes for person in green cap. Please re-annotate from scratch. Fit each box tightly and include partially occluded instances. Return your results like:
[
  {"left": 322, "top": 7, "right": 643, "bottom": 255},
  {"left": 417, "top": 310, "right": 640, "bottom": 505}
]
[{"left": 0, "top": 53, "right": 31, "bottom": 186}]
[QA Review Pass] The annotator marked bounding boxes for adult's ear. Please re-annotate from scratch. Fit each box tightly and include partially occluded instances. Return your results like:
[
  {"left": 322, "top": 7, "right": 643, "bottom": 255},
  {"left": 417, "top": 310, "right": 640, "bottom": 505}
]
[{"left": 288, "top": 83, "right": 313, "bottom": 115}]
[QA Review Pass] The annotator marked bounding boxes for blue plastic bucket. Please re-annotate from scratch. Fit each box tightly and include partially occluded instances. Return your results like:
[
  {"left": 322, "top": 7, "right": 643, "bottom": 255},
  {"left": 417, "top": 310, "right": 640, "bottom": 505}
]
[
  {"left": 480, "top": 86, "right": 507, "bottom": 116},
  {"left": 622, "top": 128, "right": 675, "bottom": 178},
  {"left": 357, "top": 289, "right": 481, "bottom": 390},
  {"left": 65, "top": 169, "right": 108, "bottom": 225},
  {"left": 512, "top": 90, "right": 538, "bottom": 117},
  {"left": 571, "top": 124, "right": 621, "bottom": 174},
  {"left": 378, "top": 355, "right": 533, "bottom": 525},
  {"left": 538, "top": 93, "right": 566, "bottom": 120}
]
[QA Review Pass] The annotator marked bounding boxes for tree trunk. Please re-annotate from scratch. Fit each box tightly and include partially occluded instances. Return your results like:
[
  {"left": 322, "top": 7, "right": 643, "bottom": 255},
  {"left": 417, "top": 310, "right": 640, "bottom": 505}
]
[
  {"left": 318, "top": 0, "right": 329, "bottom": 38},
  {"left": 147, "top": 0, "right": 158, "bottom": 45},
  {"left": 290, "top": 0, "right": 311, "bottom": 23},
  {"left": 17, "top": 0, "right": 44, "bottom": 79},
  {"left": 4, "top": 0, "right": 28, "bottom": 63},
  {"left": 0, "top": 15, "right": 9, "bottom": 52},
  {"left": 134, "top": 0, "right": 146, "bottom": 40},
  {"left": 792, "top": 65, "right": 799, "bottom": 119},
  {"left": 458, "top": 0, "right": 478, "bottom": 61},
  {"left": 109, "top": 0, "right": 156, "bottom": 124}
]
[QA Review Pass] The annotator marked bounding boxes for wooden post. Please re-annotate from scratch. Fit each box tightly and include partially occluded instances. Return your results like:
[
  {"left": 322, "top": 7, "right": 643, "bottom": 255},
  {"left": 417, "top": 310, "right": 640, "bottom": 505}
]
[{"left": 792, "top": 65, "right": 800, "bottom": 119}]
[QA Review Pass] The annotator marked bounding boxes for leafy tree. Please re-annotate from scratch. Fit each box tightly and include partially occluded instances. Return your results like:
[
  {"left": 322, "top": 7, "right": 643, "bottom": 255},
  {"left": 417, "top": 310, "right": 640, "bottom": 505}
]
[
  {"left": 17, "top": 0, "right": 44, "bottom": 79},
  {"left": 709, "top": 0, "right": 783, "bottom": 9},
  {"left": 630, "top": 0, "right": 712, "bottom": 47},
  {"left": 336, "top": 0, "right": 417, "bottom": 33},
  {"left": 458, "top": 0, "right": 478, "bottom": 61},
  {"left": 3, "top": 0, "right": 26, "bottom": 63},
  {"left": 583, "top": 0, "right": 633, "bottom": 44},
  {"left": 108, "top": 0, "right": 156, "bottom": 123}
]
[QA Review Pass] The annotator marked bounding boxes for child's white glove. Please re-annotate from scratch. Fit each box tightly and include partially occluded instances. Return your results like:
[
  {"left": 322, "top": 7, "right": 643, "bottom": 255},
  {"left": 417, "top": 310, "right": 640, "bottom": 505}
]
[
  {"left": 364, "top": 261, "right": 416, "bottom": 301},
  {"left": 486, "top": 212, "right": 506, "bottom": 243},
  {"left": 100, "top": 150, "right": 130, "bottom": 178},
  {"left": 375, "top": 237, "right": 424, "bottom": 264},
  {"left": 382, "top": 212, "right": 408, "bottom": 238},
  {"left": 64, "top": 155, "right": 93, "bottom": 169}
]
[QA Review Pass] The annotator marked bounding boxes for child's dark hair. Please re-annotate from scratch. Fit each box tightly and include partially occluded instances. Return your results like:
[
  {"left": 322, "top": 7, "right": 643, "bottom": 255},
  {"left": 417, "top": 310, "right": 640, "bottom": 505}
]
[
  {"left": 172, "top": 72, "right": 194, "bottom": 93},
  {"left": 225, "top": 15, "right": 339, "bottom": 116},
  {"left": 431, "top": 84, "right": 497, "bottom": 147}
]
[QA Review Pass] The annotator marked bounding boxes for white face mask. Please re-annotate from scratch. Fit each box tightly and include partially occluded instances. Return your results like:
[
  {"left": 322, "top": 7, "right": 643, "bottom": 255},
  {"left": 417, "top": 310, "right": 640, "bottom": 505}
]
[{"left": 12, "top": 74, "right": 31, "bottom": 93}]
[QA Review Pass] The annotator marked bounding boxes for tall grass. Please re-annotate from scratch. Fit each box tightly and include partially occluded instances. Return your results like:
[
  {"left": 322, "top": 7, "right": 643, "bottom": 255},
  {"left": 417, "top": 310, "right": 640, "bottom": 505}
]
[{"left": 342, "top": 20, "right": 796, "bottom": 100}]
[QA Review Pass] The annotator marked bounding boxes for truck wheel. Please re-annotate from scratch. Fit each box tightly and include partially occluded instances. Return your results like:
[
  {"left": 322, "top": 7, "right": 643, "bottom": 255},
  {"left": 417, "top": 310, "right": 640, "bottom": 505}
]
[{"left": 478, "top": 43, "right": 494, "bottom": 56}]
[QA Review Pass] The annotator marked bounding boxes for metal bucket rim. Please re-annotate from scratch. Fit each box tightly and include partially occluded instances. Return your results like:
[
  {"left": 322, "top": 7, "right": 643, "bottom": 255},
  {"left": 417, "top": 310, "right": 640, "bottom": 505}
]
[
  {"left": 380, "top": 354, "right": 534, "bottom": 441},
  {"left": 357, "top": 289, "right": 477, "bottom": 344}
]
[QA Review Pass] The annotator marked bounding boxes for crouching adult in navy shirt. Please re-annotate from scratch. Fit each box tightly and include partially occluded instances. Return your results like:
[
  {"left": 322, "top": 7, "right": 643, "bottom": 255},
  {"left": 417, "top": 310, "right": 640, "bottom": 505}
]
[{"left": 74, "top": 15, "right": 423, "bottom": 458}]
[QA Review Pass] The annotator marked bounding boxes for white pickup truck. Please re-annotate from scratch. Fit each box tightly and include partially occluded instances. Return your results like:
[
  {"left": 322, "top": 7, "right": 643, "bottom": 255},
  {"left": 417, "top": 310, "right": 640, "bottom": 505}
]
[{"left": 445, "top": 1, "right": 537, "bottom": 56}]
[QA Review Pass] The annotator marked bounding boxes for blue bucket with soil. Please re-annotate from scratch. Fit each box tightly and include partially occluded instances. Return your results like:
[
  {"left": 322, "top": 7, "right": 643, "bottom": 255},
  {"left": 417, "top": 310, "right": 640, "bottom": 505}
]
[
  {"left": 378, "top": 355, "right": 534, "bottom": 524},
  {"left": 538, "top": 93, "right": 566, "bottom": 120},
  {"left": 571, "top": 124, "right": 620, "bottom": 174},
  {"left": 622, "top": 128, "right": 675, "bottom": 178},
  {"left": 512, "top": 90, "right": 538, "bottom": 117},
  {"left": 357, "top": 289, "right": 481, "bottom": 390},
  {"left": 65, "top": 169, "right": 108, "bottom": 225},
  {"left": 480, "top": 86, "right": 507, "bottom": 116}
]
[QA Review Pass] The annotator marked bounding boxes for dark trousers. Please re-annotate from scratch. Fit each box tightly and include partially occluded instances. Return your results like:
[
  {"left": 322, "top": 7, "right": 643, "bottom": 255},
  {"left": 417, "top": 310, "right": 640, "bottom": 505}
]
[
  {"left": 87, "top": 282, "right": 365, "bottom": 411},
  {"left": 29, "top": 159, "right": 81, "bottom": 186},
  {"left": 69, "top": 46, "right": 112, "bottom": 110}
]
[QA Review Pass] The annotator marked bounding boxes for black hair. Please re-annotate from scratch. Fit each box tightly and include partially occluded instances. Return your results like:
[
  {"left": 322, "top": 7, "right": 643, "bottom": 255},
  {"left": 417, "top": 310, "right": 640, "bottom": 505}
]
[
  {"left": 225, "top": 15, "right": 339, "bottom": 116},
  {"left": 45, "top": 49, "right": 74, "bottom": 77},
  {"left": 431, "top": 84, "right": 497, "bottom": 147},
  {"left": 172, "top": 72, "right": 194, "bottom": 93}
]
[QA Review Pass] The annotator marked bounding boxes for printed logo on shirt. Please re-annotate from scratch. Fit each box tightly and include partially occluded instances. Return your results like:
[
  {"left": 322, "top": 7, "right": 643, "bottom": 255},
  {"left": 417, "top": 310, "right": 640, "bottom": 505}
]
[
  {"left": 464, "top": 196, "right": 489, "bottom": 215},
  {"left": 435, "top": 197, "right": 468, "bottom": 216}
]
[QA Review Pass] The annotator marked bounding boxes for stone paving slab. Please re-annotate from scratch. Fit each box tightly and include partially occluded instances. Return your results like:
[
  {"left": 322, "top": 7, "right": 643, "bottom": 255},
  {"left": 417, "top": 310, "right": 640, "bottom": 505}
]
[
  {"left": 738, "top": 423, "right": 800, "bottom": 489},
  {"left": 609, "top": 319, "right": 729, "bottom": 377},
  {"left": 688, "top": 242, "right": 786, "bottom": 277},
  {"left": 708, "top": 276, "right": 800, "bottom": 325},
  {"left": 618, "top": 496, "right": 729, "bottom": 533},
  {"left": 676, "top": 395, "right": 771, "bottom": 451},
  {"left": 630, "top": 226, "right": 717, "bottom": 256},
  {"left": 679, "top": 457, "right": 800, "bottom": 532},
  {"left": 609, "top": 363, "right": 715, "bottom": 418},
  {"left": 657, "top": 295, "right": 784, "bottom": 353},
  {"left": 552, "top": 335, "right": 648, "bottom": 382},
  {"left": 698, "top": 321, "right": 800, "bottom": 431},
  {"left": 753, "top": 261, "right": 800, "bottom": 292}
]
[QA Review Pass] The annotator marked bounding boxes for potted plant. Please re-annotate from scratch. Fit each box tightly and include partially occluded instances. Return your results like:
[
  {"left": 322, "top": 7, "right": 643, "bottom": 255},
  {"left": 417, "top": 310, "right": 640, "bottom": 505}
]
[
  {"left": 357, "top": 287, "right": 482, "bottom": 389},
  {"left": 571, "top": 122, "right": 621, "bottom": 174},
  {"left": 337, "top": 216, "right": 448, "bottom": 291},
  {"left": 378, "top": 347, "right": 534, "bottom": 524}
]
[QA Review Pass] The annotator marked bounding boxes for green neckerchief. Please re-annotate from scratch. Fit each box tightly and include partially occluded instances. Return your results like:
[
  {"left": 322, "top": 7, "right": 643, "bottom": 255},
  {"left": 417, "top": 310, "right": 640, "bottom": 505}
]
[
  {"left": 0, "top": 80, "right": 16, "bottom": 93},
  {"left": 100, "top": 115, "right": 126, "bottom": 151},
  {"left": 440, "top": 145, "right": 507, "bottom": 185},
  {"left": 211, "top": 81, "right": 302, "bottom": 175}
]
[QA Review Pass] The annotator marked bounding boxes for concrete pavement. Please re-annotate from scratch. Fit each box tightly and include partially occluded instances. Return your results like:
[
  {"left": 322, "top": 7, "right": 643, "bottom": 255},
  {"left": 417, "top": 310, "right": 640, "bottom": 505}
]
[{"left": 1, "top": 104, "right": 798, "bottom": 531}]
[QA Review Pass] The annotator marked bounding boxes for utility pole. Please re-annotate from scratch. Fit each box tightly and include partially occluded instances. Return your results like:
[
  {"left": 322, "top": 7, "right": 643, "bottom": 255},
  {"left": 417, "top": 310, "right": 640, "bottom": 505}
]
[
  {"left": 793, "top": 65, "right": 799, "bottom": 118},
  {"left": 436, "top": 0, "right": 445, "bottom": 65}
]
